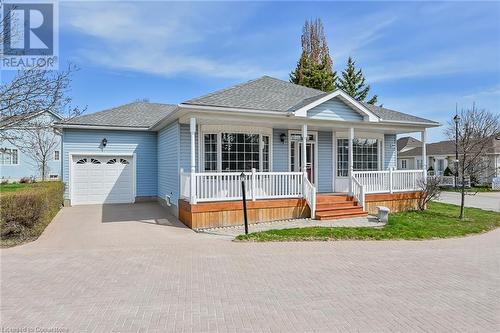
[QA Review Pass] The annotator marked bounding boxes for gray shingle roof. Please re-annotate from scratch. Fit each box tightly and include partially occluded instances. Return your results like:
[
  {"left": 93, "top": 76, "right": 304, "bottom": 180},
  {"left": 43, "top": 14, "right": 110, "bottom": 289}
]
[
  {"left": 183, "top": 76, "right": 324, "bottom": 112},
  {"left": 362, "top": 103, "right": 439, "bottom": 125},
  {"left": 398, "top": 140, "right": 455, "bottom": 157},
  {"left": 61, "top": 102, "right": 177, "bottom": 128},
  {"left": 183, "top": 76, "right": 438, "bottom": 125}
]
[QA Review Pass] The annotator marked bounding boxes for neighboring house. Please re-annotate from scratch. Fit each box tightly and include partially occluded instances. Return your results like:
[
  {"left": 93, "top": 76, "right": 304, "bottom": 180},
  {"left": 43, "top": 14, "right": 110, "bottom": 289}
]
[
  {"left": 56, "top": 76, "right": 439, "bottom": 229},
  {"left": 397, "top": 136, "right": 500, "bottom": 183},
  {"left": 0, "top": 111, "right": 63, "bottom": 182}
]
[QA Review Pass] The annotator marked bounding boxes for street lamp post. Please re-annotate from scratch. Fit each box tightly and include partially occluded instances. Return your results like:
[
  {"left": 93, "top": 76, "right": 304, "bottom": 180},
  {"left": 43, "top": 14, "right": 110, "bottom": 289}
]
[
  {"left": 240, "top": 172, "right": 249, "bottom": 235},
  {"left": 453, "top": 114, "right": 460, "bottom": 189}
]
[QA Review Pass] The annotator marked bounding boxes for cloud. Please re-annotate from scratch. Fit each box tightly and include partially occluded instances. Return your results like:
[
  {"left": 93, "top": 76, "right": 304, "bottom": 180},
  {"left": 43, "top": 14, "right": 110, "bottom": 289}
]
[{"left": 61, "top": 1, "right": 285, "bottom": 79}]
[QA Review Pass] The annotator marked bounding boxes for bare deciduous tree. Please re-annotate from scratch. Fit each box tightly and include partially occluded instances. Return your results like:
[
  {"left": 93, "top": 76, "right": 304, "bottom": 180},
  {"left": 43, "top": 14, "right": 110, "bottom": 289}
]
[
  {"left": 446, "top": 104, "right": 500, "bottom": 219},
  {"left": 417, "top": 176, "right": 441, "bottom": 211},
  {"left": 15, "top": 124, "right": 60, "bottom": 181}
]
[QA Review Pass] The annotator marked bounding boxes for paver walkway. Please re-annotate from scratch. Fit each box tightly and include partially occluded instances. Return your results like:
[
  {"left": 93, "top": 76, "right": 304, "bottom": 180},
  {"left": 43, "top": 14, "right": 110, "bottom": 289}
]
[
  {"left": 1, "top": 203, "right": 499, "bottom": 332},
  {"left": 200, "top": 216, "right": 384, "bottom": 237}
]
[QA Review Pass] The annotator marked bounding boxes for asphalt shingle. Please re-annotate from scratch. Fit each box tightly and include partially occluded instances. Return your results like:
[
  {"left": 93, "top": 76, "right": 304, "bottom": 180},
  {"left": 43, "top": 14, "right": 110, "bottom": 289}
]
[{"left": 60, "top": 102, "right": 177, "bottom": 128}]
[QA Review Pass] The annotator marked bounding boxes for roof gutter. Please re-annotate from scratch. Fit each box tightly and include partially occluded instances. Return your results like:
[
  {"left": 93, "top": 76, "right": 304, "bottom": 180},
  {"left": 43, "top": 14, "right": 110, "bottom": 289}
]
[
  {"left": 379, "top": 119, "right": 441, "bottom": 127},
  {"left": 55, "top": 124, "right": 151, "bottom": 131}
]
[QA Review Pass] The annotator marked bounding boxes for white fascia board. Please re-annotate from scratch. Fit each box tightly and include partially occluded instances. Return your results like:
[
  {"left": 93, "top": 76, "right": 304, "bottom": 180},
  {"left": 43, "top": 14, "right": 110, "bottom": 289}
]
[
  {"left": 292, "top": 90, "right": 379, "bottom": 122},
  {"left": 57, "top": 124, "right": 150, "bottom": 131},
  {"left": 378, "top": 119, "right": 441, "bottom": 128}
]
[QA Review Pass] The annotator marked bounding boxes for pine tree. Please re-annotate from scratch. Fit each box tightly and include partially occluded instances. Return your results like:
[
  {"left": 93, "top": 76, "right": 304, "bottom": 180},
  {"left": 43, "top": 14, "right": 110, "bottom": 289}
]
[
  {"left": 337, "top": 57, "right": 378, "bottom": 105},
  {"left": 290, "top": 19, "right": 336, "bottom": 92}
]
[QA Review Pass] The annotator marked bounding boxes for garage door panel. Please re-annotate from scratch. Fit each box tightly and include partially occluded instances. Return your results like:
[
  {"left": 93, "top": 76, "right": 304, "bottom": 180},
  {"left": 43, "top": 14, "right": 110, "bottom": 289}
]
[{"left": 72, "top": 155, "right": 134, "bottom": 205}]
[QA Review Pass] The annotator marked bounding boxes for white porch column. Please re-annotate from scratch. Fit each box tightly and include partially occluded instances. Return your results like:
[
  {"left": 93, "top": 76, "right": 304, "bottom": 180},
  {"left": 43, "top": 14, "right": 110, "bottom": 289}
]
[
  {"left": 421, "top": 129, "right": 427, "bottom": 179},
  {"left": 348, "top": 127, "right": 354, "bottom": 194},
  {"left": 190, "top": 117, "right": 197, "bottom": 204}
]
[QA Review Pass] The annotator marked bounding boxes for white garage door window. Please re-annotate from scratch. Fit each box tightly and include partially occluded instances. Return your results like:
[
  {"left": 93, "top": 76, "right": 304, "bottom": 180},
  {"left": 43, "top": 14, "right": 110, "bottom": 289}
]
[{"left": 71, "top": 155, "right": 134, "bottom": 205}]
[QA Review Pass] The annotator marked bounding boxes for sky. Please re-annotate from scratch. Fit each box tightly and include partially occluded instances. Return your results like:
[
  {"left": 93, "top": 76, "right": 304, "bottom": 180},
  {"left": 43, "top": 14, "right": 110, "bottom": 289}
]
[{"left": 3, "top": 1, "right": 500, "bottom": 142}]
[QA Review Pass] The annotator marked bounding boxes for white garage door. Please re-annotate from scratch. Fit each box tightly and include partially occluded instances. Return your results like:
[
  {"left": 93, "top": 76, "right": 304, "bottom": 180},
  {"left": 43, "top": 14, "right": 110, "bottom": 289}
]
[{"left": 71, "top": 155, "right": 134, "bottom": 205}]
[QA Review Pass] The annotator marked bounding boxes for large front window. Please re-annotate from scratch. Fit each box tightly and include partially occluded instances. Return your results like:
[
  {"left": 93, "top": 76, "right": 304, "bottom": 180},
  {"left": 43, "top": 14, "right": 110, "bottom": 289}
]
[
  {"left": 337, "top": 138, "right": 379, "bottom": 177},
  {"left": 203, "top": 131, "right": 270, "bottom": 172}
]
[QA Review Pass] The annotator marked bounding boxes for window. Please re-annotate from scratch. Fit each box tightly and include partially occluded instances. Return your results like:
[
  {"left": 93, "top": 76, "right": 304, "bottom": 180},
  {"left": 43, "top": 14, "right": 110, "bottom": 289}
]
[
  {"left": 203, "top": 131, "right": 270, "bottom": 172},
  {"left": 401, "top": 159, "right": 407, "bottom": 169},
  {"left": 76, "top": 158, "right": 87, "bottom": 164},
  {"left": 204, "top": 134, "right": 217, "bottom": 171},
  {"left": 0, "top": 149, "right": 18, "bottom": 165},
  {"left": 54, "top": 150, "right": 60, "bottom": 161},
  {"left": 337, "top": 138, "right": 379, "bottom": 177},
  {"left": 437, "top": 159, "right": 445, "bottom": 171},
  {"left": 416, "top": 159, "right": 423, "bottom": 169}
]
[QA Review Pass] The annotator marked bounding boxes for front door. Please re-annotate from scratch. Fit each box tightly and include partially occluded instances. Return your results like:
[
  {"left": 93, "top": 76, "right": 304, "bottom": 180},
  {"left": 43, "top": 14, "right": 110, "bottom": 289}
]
[{"left": 290, "top": 133, "right": 316, "bottom": 184}]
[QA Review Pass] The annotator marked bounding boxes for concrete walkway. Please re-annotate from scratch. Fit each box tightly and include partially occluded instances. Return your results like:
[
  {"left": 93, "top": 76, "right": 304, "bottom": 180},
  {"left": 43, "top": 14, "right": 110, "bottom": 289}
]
[
  {"left": 200, "top": 216, "right": 384, "bottom": 238},
  {"left": 1, "top": 203, "right": 499, "bottom": 332},
  {"left": 436, "top": 191, "right": 500, "bottom": 212}
]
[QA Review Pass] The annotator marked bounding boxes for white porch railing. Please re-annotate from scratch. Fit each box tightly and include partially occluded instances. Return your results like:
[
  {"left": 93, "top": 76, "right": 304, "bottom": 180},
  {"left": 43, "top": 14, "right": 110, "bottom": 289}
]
[
  {"left": 303, "top": 176, "right": 316, "bottom": 217},
  {"left": 180, "top": 169, "right": 304, "bottom": 203},
  {"left": 352, "top": 169, "right": 425, "bottom": 194},
  {"left": 433, "top": 175, "right": 471, "bottom": 188},
  {"left": 351, "top": 177, "right": 365, "bottom": 209}
]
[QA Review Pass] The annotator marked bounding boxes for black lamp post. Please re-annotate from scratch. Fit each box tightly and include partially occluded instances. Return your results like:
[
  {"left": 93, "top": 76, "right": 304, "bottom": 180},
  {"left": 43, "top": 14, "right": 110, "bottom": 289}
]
[
  {"left": 240, "top": 172, "right": 249, "bottom": 235},
  {"left": 453, "top": 114, "right": 460, "bottom": 189}
]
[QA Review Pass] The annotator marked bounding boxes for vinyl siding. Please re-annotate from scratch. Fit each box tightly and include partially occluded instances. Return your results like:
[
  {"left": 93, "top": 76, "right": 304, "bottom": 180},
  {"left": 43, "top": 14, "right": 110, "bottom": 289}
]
[
  {"left": 273, "top": 129, "right": 288, "bottom": 172},
  {"left": 1, "top": 112, "right": 62, "bottom": 180},
  {"left": 317, "top": 131, "right": 333, "bottom": 192},
  {"left": 308, "top": 97, "right": 364, "bottom": 121},
  {"left": 157, "top": 122, "right": 180, "bottom": 203},
  {"left": 62, "top": 129, "right": 157, "bottom": 199},
  {"left": 384, "top": 134, "right": 397, "bottom": 169}
]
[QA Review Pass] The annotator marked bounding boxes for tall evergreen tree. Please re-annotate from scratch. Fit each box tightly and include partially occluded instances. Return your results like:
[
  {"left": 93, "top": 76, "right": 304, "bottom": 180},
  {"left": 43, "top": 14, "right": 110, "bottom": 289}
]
[
  {"left": 337, "top": 56, "right": 378, "bottom": 105},
  {"left": 290, "top": 19, "right": 336, "bottom": 92}
]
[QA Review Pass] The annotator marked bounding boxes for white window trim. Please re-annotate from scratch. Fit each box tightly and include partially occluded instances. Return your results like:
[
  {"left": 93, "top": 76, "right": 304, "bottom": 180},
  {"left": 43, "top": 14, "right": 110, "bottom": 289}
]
[
  {"left": 199, "top": 125, "right": 273, "bottom": 172},
  {"left": 0, "top": 148, "right": 20, "bottom": 166},
  {"left": 336, "top": 136, "right": 381, "bottom": 178}
]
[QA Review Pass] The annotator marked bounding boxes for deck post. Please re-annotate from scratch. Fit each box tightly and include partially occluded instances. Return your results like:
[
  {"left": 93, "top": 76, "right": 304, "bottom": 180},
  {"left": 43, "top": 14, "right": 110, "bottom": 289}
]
[
  {"left": 389, "top": 167, "right": 393, "bottom": 193},
  {"left": 302, "top": 124, "right": 308, "bottom": 195},
  {"left": 421, "top": 129, "right": 427, "bottom": 181},
  {"left": 348, "top": 127, "right": 354, "bottom": 195},
  {"left": 190, "top": 117, "right": 197, "bottom": 204},
  {"left": 251, "top": 168, "right": 256, "bottom": 201}
]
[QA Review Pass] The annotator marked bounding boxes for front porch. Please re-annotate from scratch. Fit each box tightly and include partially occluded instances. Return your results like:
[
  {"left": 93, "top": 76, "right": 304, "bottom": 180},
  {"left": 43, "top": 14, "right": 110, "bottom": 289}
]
[{"left": 177, "top": 117, "right": 428, "bottom": 229}]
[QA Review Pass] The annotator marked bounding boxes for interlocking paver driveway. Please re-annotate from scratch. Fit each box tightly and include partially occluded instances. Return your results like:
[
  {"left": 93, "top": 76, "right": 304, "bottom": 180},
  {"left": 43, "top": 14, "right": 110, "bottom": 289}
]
[{"left": 1, "top": 202, "right": 499, "bottom": 332}]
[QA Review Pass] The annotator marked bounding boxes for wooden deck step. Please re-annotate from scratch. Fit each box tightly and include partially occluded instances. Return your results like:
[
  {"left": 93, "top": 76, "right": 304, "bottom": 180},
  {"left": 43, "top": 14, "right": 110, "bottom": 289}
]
[
  {"left": 314, "top": 193, "right": 368, "bottom": 220},
  {"left": 316, "top": 211, "right": 368, "bottom": 220}
]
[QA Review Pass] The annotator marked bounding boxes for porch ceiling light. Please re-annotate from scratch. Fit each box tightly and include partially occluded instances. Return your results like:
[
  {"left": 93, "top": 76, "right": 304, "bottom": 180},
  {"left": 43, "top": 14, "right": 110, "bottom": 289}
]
[{"left": 280, "top": 133, "right": 286, "bottom": 143}]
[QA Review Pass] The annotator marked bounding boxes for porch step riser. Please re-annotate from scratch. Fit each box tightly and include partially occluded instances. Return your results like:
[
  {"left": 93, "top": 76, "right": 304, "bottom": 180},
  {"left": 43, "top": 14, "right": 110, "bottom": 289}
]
[
  {"left": 314, "top": 194, "right": 367, "bottom": 220},
  {"left": 316, "top": 212, "right": 368, "bottom": 220}
]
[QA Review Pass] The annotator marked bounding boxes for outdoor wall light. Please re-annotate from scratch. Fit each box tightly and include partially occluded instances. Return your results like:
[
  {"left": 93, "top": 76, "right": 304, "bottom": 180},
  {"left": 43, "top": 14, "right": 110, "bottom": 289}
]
[
  {"left": 280, "top": 133, "right": 286, "bottom": 143},
  {"left": 102, "top": 138, "right": 108, "bottom": 147}
]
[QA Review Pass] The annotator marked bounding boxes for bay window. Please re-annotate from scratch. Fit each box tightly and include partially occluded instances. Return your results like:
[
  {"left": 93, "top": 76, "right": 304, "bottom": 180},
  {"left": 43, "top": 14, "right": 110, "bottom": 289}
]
[
  {"left": 337, "top": 138, "right": 379, "bottom": 177},
  {"left": 202, "top": 129, "right": 271, "bottom": 172}
]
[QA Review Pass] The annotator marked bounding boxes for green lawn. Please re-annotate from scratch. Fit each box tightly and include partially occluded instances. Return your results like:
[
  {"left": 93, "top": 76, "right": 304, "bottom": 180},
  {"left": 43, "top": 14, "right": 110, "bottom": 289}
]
[
  {"left": 0, "top": 183, "right": 31, "bottom": 193},
  {"left": 236, "top": 202, "right": 500, "bottom": 242}
]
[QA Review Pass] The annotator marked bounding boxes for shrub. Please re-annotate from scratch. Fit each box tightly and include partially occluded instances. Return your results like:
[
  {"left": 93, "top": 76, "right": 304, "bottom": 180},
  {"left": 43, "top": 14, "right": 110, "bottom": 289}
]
[
  {"left": 1, "top": 181, "right": 64, "bottom": 245},
  {"left": 19, "top": 177, "right": 32, "bottom": 184},
  {"left": 443, "top": 167, "right": 453, "bottom": 176}
]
